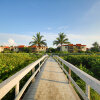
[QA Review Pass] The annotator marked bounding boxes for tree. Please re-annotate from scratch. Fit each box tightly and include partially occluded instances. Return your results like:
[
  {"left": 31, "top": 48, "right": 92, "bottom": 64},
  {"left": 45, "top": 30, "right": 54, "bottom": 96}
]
[
  {"left": 92, "top": 42, "right": 99, "bottom": 48},
  {"left": 53, "top": 32, "right": 70, "bottom": 51},
  {"left": 29, "top": 32, "right": 47, "bottom": 47},
  {"left": 46, "top": 47, "right": 56, "bottom": 53},
  {"left": 91, "top": 42, "right": 100, "bottom": 52}
]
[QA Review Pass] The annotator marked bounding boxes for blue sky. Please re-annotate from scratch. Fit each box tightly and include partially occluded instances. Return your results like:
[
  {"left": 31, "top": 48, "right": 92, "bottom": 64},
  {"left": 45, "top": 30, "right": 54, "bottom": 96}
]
[{"left": 0, "top": 0, "right": 100, "bottom": 47}]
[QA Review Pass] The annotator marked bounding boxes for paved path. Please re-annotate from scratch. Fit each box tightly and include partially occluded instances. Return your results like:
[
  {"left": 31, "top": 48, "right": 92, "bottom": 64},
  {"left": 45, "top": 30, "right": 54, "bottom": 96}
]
[{"left": 23, "top": 57, "right": 80, "bottom": 100}]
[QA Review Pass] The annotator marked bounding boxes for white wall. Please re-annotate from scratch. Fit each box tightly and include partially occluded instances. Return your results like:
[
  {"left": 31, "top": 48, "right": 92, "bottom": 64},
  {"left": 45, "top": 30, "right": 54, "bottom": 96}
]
[{"left": 60, "top": 46, "right": 68, "bottom": 52}]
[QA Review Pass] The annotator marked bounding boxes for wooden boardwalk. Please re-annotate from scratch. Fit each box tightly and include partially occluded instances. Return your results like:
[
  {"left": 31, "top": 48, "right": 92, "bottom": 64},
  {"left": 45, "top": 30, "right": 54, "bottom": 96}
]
[
  {"left": 23, "top": 57, "right": 80, "bottom": 100},
  {"left": 1, "top": 55, "right": 100, "bottom": 100}
]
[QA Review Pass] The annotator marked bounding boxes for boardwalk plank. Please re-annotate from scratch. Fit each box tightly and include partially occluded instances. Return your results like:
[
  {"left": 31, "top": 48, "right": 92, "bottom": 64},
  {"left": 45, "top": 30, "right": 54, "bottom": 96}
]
[{"left": 23, "top": 57, "right": 80, "bottom": 100}]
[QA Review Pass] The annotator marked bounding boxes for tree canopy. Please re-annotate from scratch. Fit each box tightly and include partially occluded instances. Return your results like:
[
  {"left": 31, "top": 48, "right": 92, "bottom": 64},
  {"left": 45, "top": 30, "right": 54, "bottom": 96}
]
[
  {"left": 53, "top": 32, "right": 70, "bottom": 46},
  {"left": 91, "top": 42, "right": 100, "bottom": 52},
  {"left": 29, "top": 32, "right": 47, "bottom": 46}
]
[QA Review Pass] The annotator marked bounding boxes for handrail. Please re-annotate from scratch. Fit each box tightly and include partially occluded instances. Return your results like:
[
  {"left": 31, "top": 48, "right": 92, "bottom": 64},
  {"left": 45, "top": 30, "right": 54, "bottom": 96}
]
[
  {"left": 0, "top": 55, "right": 48, "bottom": 100},
  {"left": 54, "top": 55, "right": 100, "bottom": 100}
]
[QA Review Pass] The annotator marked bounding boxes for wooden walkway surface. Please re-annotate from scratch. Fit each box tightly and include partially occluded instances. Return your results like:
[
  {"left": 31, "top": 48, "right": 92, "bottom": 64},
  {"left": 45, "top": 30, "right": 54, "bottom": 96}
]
[{"left": 23, "top": 57, "right": 80, "bottom": 100}]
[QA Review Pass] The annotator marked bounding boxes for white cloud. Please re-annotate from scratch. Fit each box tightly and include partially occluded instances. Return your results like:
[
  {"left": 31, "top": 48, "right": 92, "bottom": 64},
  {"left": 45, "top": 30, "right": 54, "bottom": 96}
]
[
  {"left": 42, "top": 32, "right": 100, "bottom": 48},
  {"left": 47, "top": 27, "right": 52, "bottom": 30},
  {"left": 58, "top": 26, "right": 68, "bottom": 30},
  {"left": 0, "top": 32, "right": 100, "bottom": 48},
  {"left": 67, "top": 34, "right": 100, "bottom": 48},
  {"left": 8, "top": 39, "right": 17, "bottom": 46},
  {"left": 0, "top": 33, "right": 32, "bottom": 46}
]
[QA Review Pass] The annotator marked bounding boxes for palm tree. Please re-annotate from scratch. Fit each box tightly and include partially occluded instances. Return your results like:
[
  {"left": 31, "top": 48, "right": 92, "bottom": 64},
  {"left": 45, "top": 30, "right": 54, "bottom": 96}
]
[
  {"left": 91, "top": 42, "right": 100, "bottom": 52},
  {"left": 53, "top": 32, "right": 70, "bottom": 51},
  {"left": 92, "top": 42, "right": 99, "bottom": 48},
  {"left": 29, "top": 32, "right": 47, "bottom": 47}
]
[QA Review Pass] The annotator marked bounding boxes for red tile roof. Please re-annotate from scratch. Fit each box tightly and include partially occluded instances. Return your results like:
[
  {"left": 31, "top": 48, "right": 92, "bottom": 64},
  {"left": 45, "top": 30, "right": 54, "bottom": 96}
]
[
  {"left": 17, "top": 45, "right": 25, "bottom": 48},
  {"left": 30, "top": 45, "right": 47, "bottom": 48},
  {"left": 59, "top": 44, "right": 86, "bottom": 47},
  {"left": 4, "top": 46, "right": 9, "bottom": 48},
  {"left": 29, "top": 45, "right": 37, "bottom": 48},
  {"left": 68, "top": 44, "right": 74, "bottom": 46},
  {"left": 76, "top": 44, "right": 86, "bottom": 46}
]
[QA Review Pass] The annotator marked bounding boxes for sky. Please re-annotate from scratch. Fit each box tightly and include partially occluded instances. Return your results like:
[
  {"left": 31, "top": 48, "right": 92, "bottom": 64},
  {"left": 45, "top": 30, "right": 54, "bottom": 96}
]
[{"left": 0, "top": 0, "right": 100, "bottom": 48}]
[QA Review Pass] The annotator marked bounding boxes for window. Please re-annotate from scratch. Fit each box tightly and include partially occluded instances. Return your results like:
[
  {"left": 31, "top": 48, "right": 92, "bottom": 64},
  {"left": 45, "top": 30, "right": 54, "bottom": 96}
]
[
  {"left": 82, "top": 46, "right": 84, "bottom": 48},
  {"left": 65, "top": 46, "right": 68, "bottom": 49}
]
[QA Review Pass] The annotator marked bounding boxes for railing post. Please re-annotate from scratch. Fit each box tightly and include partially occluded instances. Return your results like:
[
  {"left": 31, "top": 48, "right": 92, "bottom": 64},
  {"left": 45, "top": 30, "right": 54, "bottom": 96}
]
[
  {"left": 55, "top": 57, "right": 57, "bottom": 61},
  {"left": 62, "top": 62, "right": 63, "bottom": 66},
  {"left": 39, "top": 62, "right": 40, "bottom": 72},
  {"left": 32, "top": 68, "right": 35, "bottom": 83},
  {"left": 43, "top": 58, "right": 45, "bottom": 63},
  {"left": 86, "top": 84, "right": 90, "bottom": 100},
  {"left": 68, "top": 68, "right": 71, "bottom": 84},
  {"left": 15, "top": 82, "right": 19, "bottom": 97}
]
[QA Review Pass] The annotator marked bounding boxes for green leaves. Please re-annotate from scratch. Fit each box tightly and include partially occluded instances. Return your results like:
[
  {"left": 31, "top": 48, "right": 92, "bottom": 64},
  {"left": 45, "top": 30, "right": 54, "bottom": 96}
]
[
  {"left": 53, "top": 32, "right": 70, "bottom": 46},
  {"left": 63, "top": 55, "right": 100, "bottom": 100},
  {"left": 0, "top": 53, "right": 42, "bottom": 83},
  {"left": 64, "top": 55, "right": 100, "bottom": 80},
  {"left": 29, "top": 32, "right": 47, "bottom": 46}
]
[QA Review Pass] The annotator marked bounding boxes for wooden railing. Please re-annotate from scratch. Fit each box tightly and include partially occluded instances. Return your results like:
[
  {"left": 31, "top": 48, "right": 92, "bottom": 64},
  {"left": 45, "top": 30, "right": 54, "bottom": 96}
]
[
  {"left": 0, "top": 55, "right": 48, "bottom": 100},
  {"left": 54, "top": 55, "right": 100, "bottom": 100}
]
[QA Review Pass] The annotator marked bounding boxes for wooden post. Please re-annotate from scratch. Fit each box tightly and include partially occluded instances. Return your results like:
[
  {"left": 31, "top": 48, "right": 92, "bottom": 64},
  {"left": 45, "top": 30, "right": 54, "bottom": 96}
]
[
  {"left": 62, "top": 62, "right": 63, "bottom": 66},
  {"left": 39, "top": 62, "right": 40, "bottom": 72},
  {"left": 61, "top": 62, "right": 64, "bottom": 69},
  {"left": 43, "top": 58, "right": 45, "bottom": 63},
  {"left": 15, "top": 82, "right": 19, "bottom": 97},
  {"left": 68, "top": 68, "right": 71, "bottom": 84},
  {"left": 86, "top": 84, "right": 90, "bottom": 100},
  {"left": 32, "top": 68, "right": 35, "bottom": 83},
  {"left": 56, "top": 57, "right": 58, "bottom": 62}
]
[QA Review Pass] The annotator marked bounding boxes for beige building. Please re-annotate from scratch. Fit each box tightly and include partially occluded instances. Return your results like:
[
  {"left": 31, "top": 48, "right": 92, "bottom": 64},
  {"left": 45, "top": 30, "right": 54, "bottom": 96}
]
[
  {"left": 59, "top": 44, "right": 86, "bottom": 53},
  {"left": 30, "top": 45, "right": 47, "bottom": 52},
  {"left": 0, "top": 47, "right": 4, "bottom": 52},
  {"left": 0, "top": 45, "right": 47, "bottom": 53}
]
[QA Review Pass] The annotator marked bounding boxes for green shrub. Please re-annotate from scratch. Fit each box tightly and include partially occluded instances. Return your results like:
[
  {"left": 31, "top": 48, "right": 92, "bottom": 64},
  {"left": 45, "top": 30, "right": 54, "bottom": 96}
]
[
  {"left": 0, "top": 53, "right": 42, "bottom": 82},
  {"left": 62, "top": 55, "right": 100, "bottom": 100}
]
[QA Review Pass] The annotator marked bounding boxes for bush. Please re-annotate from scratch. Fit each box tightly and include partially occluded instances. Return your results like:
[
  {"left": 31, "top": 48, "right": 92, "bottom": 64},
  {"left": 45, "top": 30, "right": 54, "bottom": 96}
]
[
  {"left": 62, "top": 55, "right": 100, "bottom": 100},
  {"left": 0, "top": 53, "right": 42, "bottom": 82}
]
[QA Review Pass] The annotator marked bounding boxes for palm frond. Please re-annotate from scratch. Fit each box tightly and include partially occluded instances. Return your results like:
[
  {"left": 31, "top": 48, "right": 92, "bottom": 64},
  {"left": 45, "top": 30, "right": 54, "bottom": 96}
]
[
  {"left": 29, "top": 32, "right": 47, "bottom": 47},
  {"left": 53, "top": 32, "right": 69, "bottom": 46}
]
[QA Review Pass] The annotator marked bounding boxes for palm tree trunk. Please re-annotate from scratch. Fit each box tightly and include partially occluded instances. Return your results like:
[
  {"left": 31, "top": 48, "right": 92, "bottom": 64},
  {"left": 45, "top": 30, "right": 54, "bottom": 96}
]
[
  {"left": 38, "top": 44, "right": 40, "bottom": 53},
  {"left": 60, "top": 44, "right": 63, "bottom": 51}
]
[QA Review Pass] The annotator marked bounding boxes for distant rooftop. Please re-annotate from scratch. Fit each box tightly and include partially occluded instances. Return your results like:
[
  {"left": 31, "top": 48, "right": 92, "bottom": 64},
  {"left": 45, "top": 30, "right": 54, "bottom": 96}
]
[{"left": 58, "top": 44, "right": 86, "bottom": 47}]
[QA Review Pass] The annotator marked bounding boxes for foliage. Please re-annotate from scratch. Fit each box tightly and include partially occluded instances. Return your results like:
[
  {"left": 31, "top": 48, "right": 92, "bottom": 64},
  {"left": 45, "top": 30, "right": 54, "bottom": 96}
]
[
  {"left": 62, "top": 55, "right": 100, "bottom": 100},
  {"left": 29, "top": 32, "right": 47, "bottom": 46},
  {"left": 92, "top": 42, "right": 99, "bottom": 48},
  {"left": 90, "top": 42, "right": 100, "bottom": 52},
  {"left": 0, "top": 53, "right": 43, "bottom": 100},
  {"left": 0, "top": 53, "right": 42, "bottom": 83},
  {"left": 90, "top": 47, "right": 100, "bottom": 52},
  {"left": 46, "top": 47, "right": 57, "bottom": 53},
  {"left": 18, "top": 47, "right": 32, "bottom": 53},
  {"left": 63, "top": 55, "right": 100, "bottom": 80},
  {"left": 53, "top": 33, "right": 70, "bottom": 51},
  {"left": 2, "top": 49, "right": 13, "bottom": 53}
]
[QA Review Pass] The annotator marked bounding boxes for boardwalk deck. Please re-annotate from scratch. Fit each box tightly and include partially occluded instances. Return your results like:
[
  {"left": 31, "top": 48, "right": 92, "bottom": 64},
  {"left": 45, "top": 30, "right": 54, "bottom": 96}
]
[{"left": 23, "top": 57, "right": 80, "bottom": 100}]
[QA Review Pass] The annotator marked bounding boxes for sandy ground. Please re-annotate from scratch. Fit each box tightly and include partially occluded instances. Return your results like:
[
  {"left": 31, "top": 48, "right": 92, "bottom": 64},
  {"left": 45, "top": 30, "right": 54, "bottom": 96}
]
[{"left": 23, "top": 57, "right": 80, "bottom": 100}]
